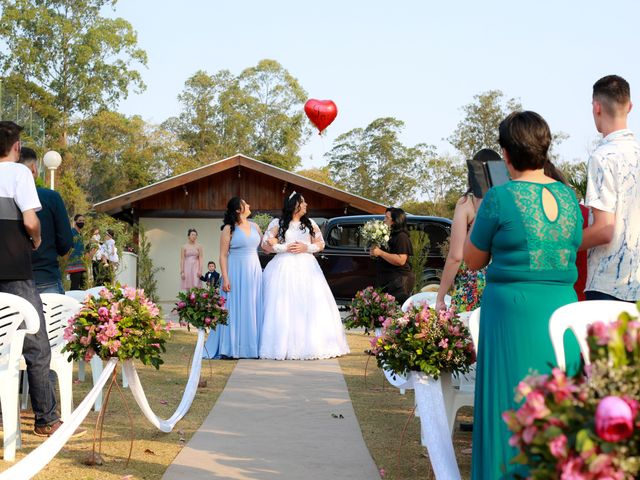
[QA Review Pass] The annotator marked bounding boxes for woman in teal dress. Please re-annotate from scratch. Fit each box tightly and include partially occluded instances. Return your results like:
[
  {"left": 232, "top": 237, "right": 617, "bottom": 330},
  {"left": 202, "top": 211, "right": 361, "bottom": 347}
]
[
  {"left": 464, "top": 111, "right": 582, "bottom": 479},
  {"left": 203, "top": 197, "right": 263, "bottom": 359}
]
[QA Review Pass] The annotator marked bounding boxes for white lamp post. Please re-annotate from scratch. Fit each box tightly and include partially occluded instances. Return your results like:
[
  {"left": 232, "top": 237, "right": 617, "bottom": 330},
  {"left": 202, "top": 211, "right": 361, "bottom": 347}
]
[{"left": 43, "top": 150, "right": 62, "bottom": 190}]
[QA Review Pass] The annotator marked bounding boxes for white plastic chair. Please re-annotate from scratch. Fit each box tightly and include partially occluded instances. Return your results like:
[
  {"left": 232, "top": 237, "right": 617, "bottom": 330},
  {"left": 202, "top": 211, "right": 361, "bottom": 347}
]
[
  {"left": 20, "top": 294, "right": 81, "bottom": 421},
  {"left": 441, "top": 308, "right": 479, "bottom": 434},
  {"left": 401, "top": 291, "right": 451, "bottom": 311},
  {"left": 549, "top": 300, "right": 638, "bottom": 371},
  {"left": 0, "top": 292, "right": 40, "bottom": 461}
]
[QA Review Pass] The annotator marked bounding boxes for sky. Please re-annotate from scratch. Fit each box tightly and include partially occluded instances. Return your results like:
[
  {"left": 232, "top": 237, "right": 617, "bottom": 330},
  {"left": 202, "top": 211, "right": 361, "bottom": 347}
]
[{"left": 113, "top": 0, "right": 640, "bottom": 170}]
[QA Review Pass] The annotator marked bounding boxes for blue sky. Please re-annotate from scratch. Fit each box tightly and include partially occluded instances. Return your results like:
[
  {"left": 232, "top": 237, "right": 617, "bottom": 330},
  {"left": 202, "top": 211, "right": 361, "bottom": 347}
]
[{"left": 113, "top": 0, "right": 640, "bottom": 169}]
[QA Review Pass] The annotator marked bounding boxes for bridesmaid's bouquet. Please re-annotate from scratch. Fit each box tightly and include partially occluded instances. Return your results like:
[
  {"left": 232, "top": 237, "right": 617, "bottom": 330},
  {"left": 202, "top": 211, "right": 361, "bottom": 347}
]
[
  {"left": 370, "top": 303, "right": 475, "bottom": 379},
  {"left": 174, "top": 285, "right": 228, "bottom": 332},
  {"left": 62, "top": 284, "right": 170, "bottom": 369},
  {"left": 360, "top": 219, "right": 390, "bottom": 251},
  {"left": 344, "top": 286, "right": 401, "bottom": 333},
  {"left": 504, "top": 305, "right": 640, "bottom": 478}
]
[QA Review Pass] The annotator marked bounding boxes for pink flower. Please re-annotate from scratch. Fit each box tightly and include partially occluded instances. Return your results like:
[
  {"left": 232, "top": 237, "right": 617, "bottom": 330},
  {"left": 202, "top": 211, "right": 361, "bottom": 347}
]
[
  {"left": 79, "top": 336, "right": 91, "bottom": 347},
  {"left": 588, "top": 321, "right": 610, "bottom": 346},
  {"left": 438, "top": 338, "right": 449, "bottom": 349},
  {"left": 201, "top": 292, "right": 209, "bottom": 299},
  {"left": 189, "top": 293, "right": 196, "bottom": 303},
  {"left": 595, "top": 396, "right": 634, "bottom": 442},
  {"left": 177, "top": 301, "right": 186, "bottom": 309},
  {"left": 84, "top": 347, "right": 95, "bottom": 362},
  {"left": 204, "top": 317, "right": 212, "bottom": 326},
  {"left": 516, "top": 391, "right": 551, "bottom": 426},
  {"left": 63, "top": 324, "right": 76, "bottom": 342},
  {"left": 98, "top": 288, "right": 112, "bottom": 300},
  {"left": 522, "top": 425, "right": 538, "bottom": 444},
  {"left": 123, "top": 287, "right": 137, "bottom": 300},
  {"left": 98, "top": 306, "right": 109, "bottom": 317},
  {"left": 107, "top": 340, "right": 121, "bottom": 354},
  {"left": 549, "top": 434, "right": 568, "bottom": 459},
  {"left": 559, "top": 454, "right": 587, "bottom": 479},
  {"left": 150, "top": 343, "right": 161, "bottom": 349}
]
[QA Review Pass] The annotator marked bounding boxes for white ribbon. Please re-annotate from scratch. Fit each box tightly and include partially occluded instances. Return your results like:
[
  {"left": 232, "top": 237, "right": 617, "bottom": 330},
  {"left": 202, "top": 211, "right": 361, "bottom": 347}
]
[
  {"left": 0, "top": 358, "right": 118, "bottom": 480},
  {"left": 123, "top": 328, "right": 205, "bottom": 432},
  {"left": 412, "top": 372, "right": 461, "bottom": 480}
]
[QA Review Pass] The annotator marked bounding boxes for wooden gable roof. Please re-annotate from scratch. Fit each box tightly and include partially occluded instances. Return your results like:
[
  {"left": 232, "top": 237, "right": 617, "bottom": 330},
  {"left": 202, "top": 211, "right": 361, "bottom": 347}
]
[{"left": 93, "top": 154, "right": 386, "bottom": 220}]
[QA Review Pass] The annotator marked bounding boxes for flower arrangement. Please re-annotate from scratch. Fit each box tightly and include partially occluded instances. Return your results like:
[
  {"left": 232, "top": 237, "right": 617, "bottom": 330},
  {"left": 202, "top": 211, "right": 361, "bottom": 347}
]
[
  {"left": 344, "top": 286, "right": 401, "bottom": 333},
  {"left": 504, "top": 306, "right": 640, "bottom": 478},
  {"left": 370, "top": 303, "right": 476, "bottom": 379},
  {"left": 360, "top": 219, "right": 390, "bottom": 250},
  {"left": 62, "top": 284, "right": 170, "bottom": 369},
  {"left": 174, "top": 285, "right": 228, "bottom": 332}
]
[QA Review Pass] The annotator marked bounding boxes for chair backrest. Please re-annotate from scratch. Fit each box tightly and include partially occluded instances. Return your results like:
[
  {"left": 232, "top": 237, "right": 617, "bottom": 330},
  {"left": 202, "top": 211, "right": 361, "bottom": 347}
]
[
  {"left": 549, "top": 300, "right": 639, "bottom": 371},
  {"left": 401, "top": 292, "right": 451, "bottom": 312},
  {"left": 0, "top": 292, "right": 41, "bottom": 362},
  {"left": 65, "top": 290, "right": 88, "bottom": 302},
  {"left": 40, "top": 294, "right": 82, "bottom": 350},
  {"left": 468, "top": 308, "right": 480, "bottom": 354},
  {"left": 85, "top": 286, "right": 107, "bottom": 299}
]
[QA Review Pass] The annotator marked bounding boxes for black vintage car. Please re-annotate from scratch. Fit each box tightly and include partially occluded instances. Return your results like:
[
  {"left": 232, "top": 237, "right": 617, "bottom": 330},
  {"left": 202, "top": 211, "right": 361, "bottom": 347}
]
[{"left": 260, "top": 215, "right": 452, "bottom": 304}]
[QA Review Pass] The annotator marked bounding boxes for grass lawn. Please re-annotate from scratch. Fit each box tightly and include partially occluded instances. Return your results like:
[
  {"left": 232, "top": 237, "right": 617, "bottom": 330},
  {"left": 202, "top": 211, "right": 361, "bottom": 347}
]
[
  {"left": 0, "top": 328, "right": 236, "bottom": 480},
  {"left": 339, "top": 331, "right": 473, "bottom": 480},
  {"left": 1, "top": 328, "right": 472, "bottom": 479}
]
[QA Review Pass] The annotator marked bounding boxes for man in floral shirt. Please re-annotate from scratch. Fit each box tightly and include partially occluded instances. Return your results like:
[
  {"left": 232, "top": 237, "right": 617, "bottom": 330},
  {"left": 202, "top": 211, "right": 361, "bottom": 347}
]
[{"left": 581, "top": 75, "right": 640, "bottom": 302}]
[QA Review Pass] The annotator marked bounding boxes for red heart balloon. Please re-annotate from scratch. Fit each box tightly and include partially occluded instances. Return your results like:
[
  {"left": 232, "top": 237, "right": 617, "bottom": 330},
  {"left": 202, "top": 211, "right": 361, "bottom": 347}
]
[{"left": 304, "top": 99, "right": 338, "bottom": 134}]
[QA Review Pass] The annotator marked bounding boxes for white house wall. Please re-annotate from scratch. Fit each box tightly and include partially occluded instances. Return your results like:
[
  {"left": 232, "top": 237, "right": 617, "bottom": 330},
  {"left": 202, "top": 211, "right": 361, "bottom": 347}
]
[{"left": 140, "top": 217, "right": 224, "bottom": 304}]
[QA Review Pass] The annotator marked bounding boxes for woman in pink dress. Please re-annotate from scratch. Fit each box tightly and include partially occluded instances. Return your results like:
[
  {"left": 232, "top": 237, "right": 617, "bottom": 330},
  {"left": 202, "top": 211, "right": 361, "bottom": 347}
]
[{"left": 180, "top": 228, "right": 203, "bottom": 290}]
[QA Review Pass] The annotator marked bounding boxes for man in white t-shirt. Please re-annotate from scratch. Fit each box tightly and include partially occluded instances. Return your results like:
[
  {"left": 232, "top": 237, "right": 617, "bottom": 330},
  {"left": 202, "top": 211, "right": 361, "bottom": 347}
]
[
  {"left": 0, "top": 121, "right": 84, "bottom": 437},
  {"left": 581, "top": 75, "right": 640, "bottom": 302}
]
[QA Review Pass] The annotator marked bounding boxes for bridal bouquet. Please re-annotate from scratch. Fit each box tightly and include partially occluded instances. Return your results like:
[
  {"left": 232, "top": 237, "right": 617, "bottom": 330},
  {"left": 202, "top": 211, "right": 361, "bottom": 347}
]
[
  {"left": 174, "top": 285, "right": 228, "bottom": 332},
  {"left": 370, "top": 304, "right": 476, "bottom": 379},
  {"left": 504, "top": 305, "right": 640, "bottom": 478},
  {"left": 344, "top": 286, "right": 401, "bottom": 333},
  {"left": 62, "top": 284, "right": 170, "bottom": 369},
  {"left": 360, "top": 219, "right": 390, "bottom": 250}
]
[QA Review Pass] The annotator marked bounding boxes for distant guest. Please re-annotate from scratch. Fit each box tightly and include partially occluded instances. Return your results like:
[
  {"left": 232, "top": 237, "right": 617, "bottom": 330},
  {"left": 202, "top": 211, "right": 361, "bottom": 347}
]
[{"left": 200, "top": 261, "right": 221, "bottom": 288}]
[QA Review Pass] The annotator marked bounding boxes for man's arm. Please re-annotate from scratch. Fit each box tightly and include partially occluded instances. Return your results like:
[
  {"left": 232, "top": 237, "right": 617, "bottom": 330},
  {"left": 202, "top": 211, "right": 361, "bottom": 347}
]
[
  {"left": 580, "top": 208, "right": 615, "bottom": 251},
  {"left": 23, "top": 209, "right": 41, "bottom": 249}
]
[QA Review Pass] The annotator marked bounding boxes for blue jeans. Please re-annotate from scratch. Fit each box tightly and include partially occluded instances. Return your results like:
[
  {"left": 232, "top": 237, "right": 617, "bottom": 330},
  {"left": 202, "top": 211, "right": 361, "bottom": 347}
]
[
  {"left": 0, "top": 280, "right": 59, "bottom": 426},
  {"left": 36, "top": 279, "right": 65, "bottom": 295},
  {"left": 585, "top": 290, "right": 636, "bottom": 302}
]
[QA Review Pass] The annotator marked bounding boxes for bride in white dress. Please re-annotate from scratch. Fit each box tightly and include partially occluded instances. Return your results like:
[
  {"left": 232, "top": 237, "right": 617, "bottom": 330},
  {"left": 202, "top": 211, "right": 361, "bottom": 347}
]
[{"left": 260, "top": 192, "right": 350, "bottom": 360}]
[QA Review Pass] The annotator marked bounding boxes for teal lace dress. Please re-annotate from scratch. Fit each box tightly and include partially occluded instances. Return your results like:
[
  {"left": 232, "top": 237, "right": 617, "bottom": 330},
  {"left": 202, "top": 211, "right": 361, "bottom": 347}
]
[{"left": 470, "top": 181, "right": 582, "bottom": 479}]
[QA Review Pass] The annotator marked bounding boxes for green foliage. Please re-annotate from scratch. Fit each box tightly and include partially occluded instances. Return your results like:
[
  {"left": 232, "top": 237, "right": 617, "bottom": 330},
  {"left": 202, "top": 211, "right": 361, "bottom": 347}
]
[
  {"left": 295, "top": 165, "right": 336, "bottom": 186},
  {"left": 136, "top": 225, "right": 162, "bottom": 304},
  {"left": 327, "top": 117, "right": 437, "bottom": 205},
  {"left": 0, "top": 0, "right": 147, "bottom": 145},
  {"left": 421, "top": 153, "right": 467, "bottom": 202},
  {"left": 70, "top": 110, "right": 173, "bottom": 201},
  {"left": 174, "top": 286, "right": 229, "bottom": 332},
  {"left": 448, "top": 90, "right": 522, "bottom": 160},
  {"left": 165, "top": 59, "right": 309, "bottom": 171},
  {"left": 62, "top": 283, "right": 170, "bottom": 369},
  {"left": 251, "top": 213, "right": 274, "bottom": 233},
  {"left": 558, "top": 160, "right": 588, "bottom": 201},
  {"left": 408, "top": 230, "right": 430, "bottom": 293},
  {"left": 402, "top": 188, "right": 461, "bottom": 219}
]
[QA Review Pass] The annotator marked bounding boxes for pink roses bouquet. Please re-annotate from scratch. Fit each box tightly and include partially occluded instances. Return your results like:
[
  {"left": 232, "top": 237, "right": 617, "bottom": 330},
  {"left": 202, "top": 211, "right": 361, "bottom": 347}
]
[
  {"left": 504, "top": 305, "right": 640, "bottom": 478},
  {"left": 62, "top": 284, "right": 171, "bottom": 369},
  {"left": 370, "top": 303, "right": 476, "bottom": 379},
  {"left": 344, "top": 286, "right": 401, "bottom": 333},
  {"left": 174, "top": 285, "right": 228, "bottom": 332}
]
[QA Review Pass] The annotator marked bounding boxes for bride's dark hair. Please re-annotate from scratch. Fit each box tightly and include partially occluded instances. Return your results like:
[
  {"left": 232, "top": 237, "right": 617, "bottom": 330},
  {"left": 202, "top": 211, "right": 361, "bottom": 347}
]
[
  {"left": 278, "top": 192, "right": 314, "bottom": 242},
  {"left": 222, "top": 197, "right": 243, "bottom": 234}
]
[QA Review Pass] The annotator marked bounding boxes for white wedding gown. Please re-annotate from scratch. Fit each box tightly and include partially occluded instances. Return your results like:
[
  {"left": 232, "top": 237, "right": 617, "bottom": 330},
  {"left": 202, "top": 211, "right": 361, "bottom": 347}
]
[{"left": 259, "top": 218, "right": 350, "bottom": 360}]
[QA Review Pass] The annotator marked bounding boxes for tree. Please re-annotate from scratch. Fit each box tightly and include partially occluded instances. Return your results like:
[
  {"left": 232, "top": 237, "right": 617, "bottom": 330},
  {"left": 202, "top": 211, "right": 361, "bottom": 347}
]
[
  {"left": 558, "top": 160, "right": 587, "bottom": 200},
  {"left": 327, "top": 117, "right": 436, "bottom": 205},
  {"left": 166, "top": 60, "right": 309, "bottom": 171},
  {"left": 421, "top": 153, "right": 467, "bottom": 202},
  {"left": 296, "top": 166, "right": 336, "bottom": 186},
  {"left": 70, "top": 110, "right": 173, "bottom": 202},
  {"left": 448, "top": 90, "right": 522, "bottom": 160},
  {"left": 0, "top": 0, "right": 147, "bottom": 146}
]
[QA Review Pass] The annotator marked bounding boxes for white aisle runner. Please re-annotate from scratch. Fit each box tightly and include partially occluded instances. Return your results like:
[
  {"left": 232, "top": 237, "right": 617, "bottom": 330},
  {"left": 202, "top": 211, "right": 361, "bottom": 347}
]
[{"left": 163, "top": 359, "right": 381, "bottom": 480}]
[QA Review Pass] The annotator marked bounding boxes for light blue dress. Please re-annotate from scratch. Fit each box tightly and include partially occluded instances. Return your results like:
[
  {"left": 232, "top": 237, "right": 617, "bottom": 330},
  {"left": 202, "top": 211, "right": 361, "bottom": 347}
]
[{"left": 203, "top": 223, "right": 262, "bottom": 359}]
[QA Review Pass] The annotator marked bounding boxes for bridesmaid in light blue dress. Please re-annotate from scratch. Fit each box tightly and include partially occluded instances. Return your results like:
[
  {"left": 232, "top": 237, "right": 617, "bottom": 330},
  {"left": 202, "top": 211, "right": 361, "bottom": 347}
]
[{"left": 203, "top": 197, "right": 263, "bottom": 359}]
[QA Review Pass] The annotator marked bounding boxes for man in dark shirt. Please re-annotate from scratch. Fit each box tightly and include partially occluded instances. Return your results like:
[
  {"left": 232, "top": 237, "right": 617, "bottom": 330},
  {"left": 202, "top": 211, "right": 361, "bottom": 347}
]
[
  {"left": 66, "top": 214, "right": 87, "bottom": 290},
  {"left": 19, "top": 147, "right": 73, "bottom": 294}
]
